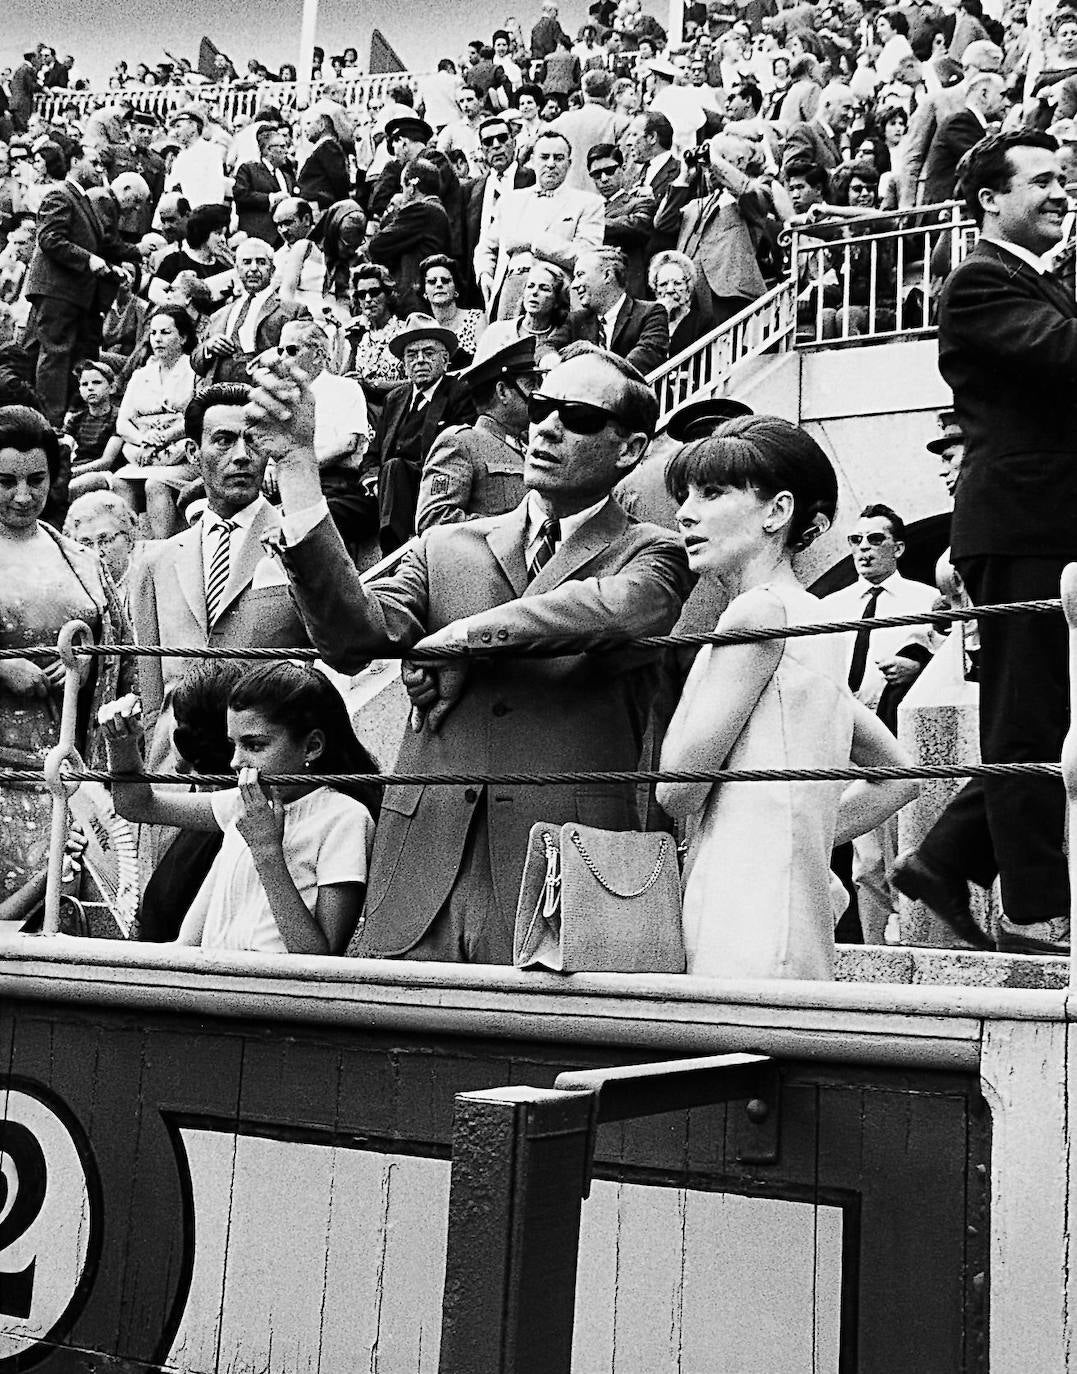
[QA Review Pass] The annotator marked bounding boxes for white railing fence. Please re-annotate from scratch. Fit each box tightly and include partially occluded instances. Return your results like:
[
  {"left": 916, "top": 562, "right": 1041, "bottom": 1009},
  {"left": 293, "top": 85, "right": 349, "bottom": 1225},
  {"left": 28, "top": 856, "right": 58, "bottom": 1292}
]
[
  {"left": 648, "top": 280, "right": 797, "bottom": 419},
  {"left": 36, "top": 73, "right": 426, "bottom": 125},
  {"left": 790, "top": 201, "right": 976, "bottom": 347}
]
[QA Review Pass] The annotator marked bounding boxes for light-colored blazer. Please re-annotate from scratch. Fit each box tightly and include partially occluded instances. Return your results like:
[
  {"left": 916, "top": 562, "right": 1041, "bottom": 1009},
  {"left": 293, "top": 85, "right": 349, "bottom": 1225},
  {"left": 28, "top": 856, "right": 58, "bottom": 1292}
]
[
  {"left": 281, "top": 496, "right": 692, "bottom": 955},
  {"left": 128, "top": 497, "right": 310, "bottom": 770},
  {"left": 473, "top": 183, "right": 605, "bottom": 304}
]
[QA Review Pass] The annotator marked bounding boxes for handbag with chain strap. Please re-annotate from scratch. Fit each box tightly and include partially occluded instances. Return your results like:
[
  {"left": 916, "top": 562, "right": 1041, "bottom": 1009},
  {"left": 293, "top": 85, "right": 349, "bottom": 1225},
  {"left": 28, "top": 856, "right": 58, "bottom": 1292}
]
[{"left": 513, "top": 822, "right": 685, "bottom": 973}]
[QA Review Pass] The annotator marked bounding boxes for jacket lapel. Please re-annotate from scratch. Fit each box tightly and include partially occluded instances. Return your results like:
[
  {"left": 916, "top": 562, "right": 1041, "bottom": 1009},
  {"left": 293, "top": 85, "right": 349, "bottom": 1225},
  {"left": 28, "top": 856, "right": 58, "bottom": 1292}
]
[
  {"left": 526, "top": 498, "right": 627, "bottom": 595},
  {"left": 421, "top": 379, "right": 451, "bottom": 450},
  {"left": 610, "top": 296, "right": 633, "bottom": 351},
  {"left": 485, "top": 499, "right": 530, "bottom": 597},
  {"left": 979, "top": 240, "right": 1077, "bottom": 316},
  {"left": 173, "top": 528, "right": 208, "bottom": 637}
]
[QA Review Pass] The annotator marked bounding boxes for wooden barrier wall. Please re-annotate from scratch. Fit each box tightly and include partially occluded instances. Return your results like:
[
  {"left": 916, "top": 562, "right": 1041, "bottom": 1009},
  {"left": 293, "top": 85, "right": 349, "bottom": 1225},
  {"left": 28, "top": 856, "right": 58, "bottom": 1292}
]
[{"left": 0, "top": 940, "right": 1070, "bottom": 1373}]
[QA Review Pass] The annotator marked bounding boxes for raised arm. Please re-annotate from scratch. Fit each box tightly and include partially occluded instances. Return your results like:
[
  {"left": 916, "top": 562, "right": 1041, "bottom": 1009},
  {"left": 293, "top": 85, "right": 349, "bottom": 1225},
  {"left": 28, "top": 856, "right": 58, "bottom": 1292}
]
[{"left": 98, "top": 695, "right": 221, "bottom": 830}]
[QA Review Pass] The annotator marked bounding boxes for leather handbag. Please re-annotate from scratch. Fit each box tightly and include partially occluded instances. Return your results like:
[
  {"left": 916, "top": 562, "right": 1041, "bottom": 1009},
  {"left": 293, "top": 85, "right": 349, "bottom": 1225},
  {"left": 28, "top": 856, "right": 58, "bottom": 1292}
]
[{"left": 513, "top": 822, "right": 685, "bottom": 974}]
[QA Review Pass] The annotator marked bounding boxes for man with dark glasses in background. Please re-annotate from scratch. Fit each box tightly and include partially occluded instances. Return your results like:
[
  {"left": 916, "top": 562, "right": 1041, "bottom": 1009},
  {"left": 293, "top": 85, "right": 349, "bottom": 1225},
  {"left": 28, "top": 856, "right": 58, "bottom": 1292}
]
[
  {"left": 819, "top": 504, "right": 938, "bottom": 946},
  {"left": 250, "top": 342, "right": 691, "bottom": 965},
  {"left": 461, "top": 116, "right": 535, "bottom": 307}
]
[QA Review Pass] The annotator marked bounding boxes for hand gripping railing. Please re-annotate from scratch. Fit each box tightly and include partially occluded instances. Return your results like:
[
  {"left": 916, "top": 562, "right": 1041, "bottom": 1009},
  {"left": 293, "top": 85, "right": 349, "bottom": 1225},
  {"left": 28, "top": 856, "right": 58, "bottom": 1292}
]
[{"left": 437, "top": 1052, "right": 774, "bottom": 1374}]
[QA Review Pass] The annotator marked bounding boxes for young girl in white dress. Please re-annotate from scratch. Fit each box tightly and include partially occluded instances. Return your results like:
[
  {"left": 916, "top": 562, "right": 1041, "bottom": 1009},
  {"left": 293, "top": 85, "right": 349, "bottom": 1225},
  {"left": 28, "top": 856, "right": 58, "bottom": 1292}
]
[
  {"left": 657, "top": 416, "right": 918, "bottom": 980},
  {"left": 100, "top": 663, "right": 379, "bottom": 955}
]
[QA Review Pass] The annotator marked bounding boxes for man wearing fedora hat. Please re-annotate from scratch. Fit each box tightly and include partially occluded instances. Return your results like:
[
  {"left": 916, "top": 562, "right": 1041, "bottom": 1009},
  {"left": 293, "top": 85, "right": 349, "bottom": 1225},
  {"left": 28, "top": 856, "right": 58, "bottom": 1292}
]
[
  {"left": 416, "top": 335, "right": 541, "bottom": 530},
  {"left": 359, "top": 312, "right": 476, "bottom": 552}
]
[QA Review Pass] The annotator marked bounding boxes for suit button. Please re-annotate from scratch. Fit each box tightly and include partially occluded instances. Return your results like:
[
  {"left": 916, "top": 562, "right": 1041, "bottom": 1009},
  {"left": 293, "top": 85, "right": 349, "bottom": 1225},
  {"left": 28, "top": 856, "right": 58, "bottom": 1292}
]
[
  {"left": 480, "top": 631, "right": 493, "bottom": 644},
  {"left": 492, "top": 702, "right": 509, "bottom": 717},
  {"left": 464, "top": 788, "right": 478, "bottom": 803},
  {"left": 496, "top": 628, "right": 509, "bottom": 642}
]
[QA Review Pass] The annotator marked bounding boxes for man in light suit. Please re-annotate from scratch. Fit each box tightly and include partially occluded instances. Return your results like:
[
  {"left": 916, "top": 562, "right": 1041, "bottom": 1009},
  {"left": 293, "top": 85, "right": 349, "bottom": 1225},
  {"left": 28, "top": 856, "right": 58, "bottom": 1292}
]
[
  {"left": 780, "top": 84, "right": 857, "bottom": 185},
  {"left": 250, "top": 343, "right": 692, "bottom": 964},
  {"left": 128, "top": 384, "right": 311, "bottom": 775},
  {"left": 551, "top": 69, "right": 622, "bottom": 190},
  {"left": 473, "top": 129, "right": 604, "bottom": 319},
  {"left": 193, "top": 239, "right": 310, "bottom": 385},
  {"left": 569, "top": 247, "right": 670, "bottom": 373},
  {"left": 233, "top": 124, "right": 297, "bottom": 245},
  {"left": 654, "top": 134, "right": 770, "bottom": 324}
]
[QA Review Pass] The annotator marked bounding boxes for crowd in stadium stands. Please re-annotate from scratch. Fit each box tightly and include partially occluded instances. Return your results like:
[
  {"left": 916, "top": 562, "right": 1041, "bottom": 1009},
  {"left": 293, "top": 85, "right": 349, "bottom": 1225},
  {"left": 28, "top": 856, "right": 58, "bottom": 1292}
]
[{"left": 0, "top": 0, "right": 1073, "bottom": 968}]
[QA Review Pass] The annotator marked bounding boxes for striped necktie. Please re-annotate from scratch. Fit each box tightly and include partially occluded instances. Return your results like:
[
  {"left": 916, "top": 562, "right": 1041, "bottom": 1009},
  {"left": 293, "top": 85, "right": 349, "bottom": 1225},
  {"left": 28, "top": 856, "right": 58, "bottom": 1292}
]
[
  {"left": 205, "top": 519, "right": 238, "bottom": 625},
  {"left": 527, "top": 517, "right": 560, "bottom": 583},
  {"left": 229, "top": 293, "right": 255, "bottom": 344}
]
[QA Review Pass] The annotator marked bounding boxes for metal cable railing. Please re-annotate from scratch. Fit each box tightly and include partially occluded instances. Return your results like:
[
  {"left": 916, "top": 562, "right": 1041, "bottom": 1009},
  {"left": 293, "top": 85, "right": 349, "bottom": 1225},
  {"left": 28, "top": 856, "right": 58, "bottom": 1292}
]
[{"left": 3, "top": 593, "right": 1070, "bottom": 943}]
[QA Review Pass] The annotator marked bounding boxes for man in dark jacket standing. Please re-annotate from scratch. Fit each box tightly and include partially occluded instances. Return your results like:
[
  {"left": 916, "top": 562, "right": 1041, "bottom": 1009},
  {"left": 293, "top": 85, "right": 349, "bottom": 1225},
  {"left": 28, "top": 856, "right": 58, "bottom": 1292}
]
[
  {"left": 368, "top": 159, "right": 452, "bottom": 311},
  {"left": 24, "top": 150, "right": 134, "bottom": 423},
  {"left": 937, "top": 129, "right": 1076, "bottom": 954}
]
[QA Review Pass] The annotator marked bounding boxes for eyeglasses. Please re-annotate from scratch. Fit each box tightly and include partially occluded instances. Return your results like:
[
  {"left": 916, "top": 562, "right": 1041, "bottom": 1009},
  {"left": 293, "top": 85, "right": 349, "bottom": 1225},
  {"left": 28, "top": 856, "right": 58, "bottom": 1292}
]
[
  {"left": 425, "top": 275, "right": 455, "bottom": 287},
  {"left": 847, "top": 532, "right": 891, "bottom": 547},
  {"left": 527, "top": 393, "right": 623, "bottom": 435},
  {"left": 279, "top": 343, "right": 306, "bottom": 357},
  {"left": 76, "top": 530, "right": 129, "bottom": 551},
  {"left": 353, "top": 286, "right": 383, "bottom": 299},
  {"left": 481, "top": 131, "right": 512, "bottom": 146},
  {"left": 589, "top": 165, "right": 620, "bottom": 178}
]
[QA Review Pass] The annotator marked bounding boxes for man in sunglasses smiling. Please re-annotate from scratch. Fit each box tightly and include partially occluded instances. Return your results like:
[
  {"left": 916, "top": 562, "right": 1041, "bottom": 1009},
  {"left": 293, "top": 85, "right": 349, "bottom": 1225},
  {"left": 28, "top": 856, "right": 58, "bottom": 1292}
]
[
  {"left": 249, "top": 342, "right": 691, "bottom": 965},
  {"left": 461, "top": 116, "right": 535, "bottom": 305}
]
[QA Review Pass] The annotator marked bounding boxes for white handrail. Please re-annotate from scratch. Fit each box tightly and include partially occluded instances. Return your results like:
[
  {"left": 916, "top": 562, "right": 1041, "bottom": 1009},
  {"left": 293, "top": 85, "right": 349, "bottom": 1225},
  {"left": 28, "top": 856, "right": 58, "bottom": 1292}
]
[
  {"left": 647, "top": 280, "right": 798, "bottom": 419},
  {"left": 36, "top": 72, "right": 427, "bottom": 124}
]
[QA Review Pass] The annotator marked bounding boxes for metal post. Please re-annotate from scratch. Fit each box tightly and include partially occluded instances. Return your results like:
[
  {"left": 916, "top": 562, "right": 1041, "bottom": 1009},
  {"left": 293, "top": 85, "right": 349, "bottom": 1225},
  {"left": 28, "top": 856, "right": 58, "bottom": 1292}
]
[
  {"left": 438, "top": 1086, "right": 595, "bottom": 1374},
  {"left": 297, "top": 0, "right": 319, "bottom": 102},
  {"left": 1061, "top": 565, "right": 1077, "bottom": 990},
  {"left": 41, "top": 621, "right": 92, "bottom": 936}
]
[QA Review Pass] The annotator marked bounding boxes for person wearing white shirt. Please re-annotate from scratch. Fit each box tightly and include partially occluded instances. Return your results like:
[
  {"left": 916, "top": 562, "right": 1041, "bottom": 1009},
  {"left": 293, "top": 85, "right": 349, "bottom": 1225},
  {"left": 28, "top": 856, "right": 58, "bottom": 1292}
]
[
  {"left": 473, "top": 129, "right": 604, "bottom": 318},
  {"left": 274, "top": 318, "right": 370, "bottom": 553},
  {"left": 271, "top": 198, "right": 330, "bottom": 318},
  {"left": 165, "top": 108, "right": 228, "bottom": 207},
  {"left": 818, "top": 505, "right": 939, "bottom": 943}
]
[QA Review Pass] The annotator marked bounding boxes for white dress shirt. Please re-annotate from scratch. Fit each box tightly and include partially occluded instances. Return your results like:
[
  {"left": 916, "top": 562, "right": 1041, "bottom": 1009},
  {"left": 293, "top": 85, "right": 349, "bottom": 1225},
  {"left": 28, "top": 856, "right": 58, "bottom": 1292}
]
[
  {"left": 524, "top": 491, "right": 609, "bottom": 567},
  {"left": 818, "top": 571, "right": 938, "bottom": 711},
  {"left": 600, "top": 294, "right": 627, "bottom": 348},
  {"left": 199, "top": 496, "right": 261, "bottom": 602},
  {"left": 224, "top": 284, "right": 277, "bottom": 352}
]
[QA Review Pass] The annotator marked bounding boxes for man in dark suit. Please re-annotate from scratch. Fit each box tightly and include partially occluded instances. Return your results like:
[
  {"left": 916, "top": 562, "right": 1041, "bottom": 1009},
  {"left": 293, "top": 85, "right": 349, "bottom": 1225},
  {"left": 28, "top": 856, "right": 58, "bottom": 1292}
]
[
  {"left": 460, "top": 115, "right": 536, "bottom": 303},
  {"left": 936, "top": 130, "right": 1076, "bottom": 954},
  {"left": 128, "top": 384, "right": 311, "bottom": 776},
  {"left": 297, "top": 109, "right": 350, "bottom": 211},
  {"left": 357, "top": 312, "right": 477, "bottom": 552},
  {"left": 193, "top": 239, "right": 309, "bottom": 385},
  {"left": 10, "top": 53, "right": 39, "bottom": 132},
  {"left": 921, "top": 72, "right": 1006, "bottom": 205},
  {"left": 569, "top": 247, "right": 670, "bottom": 373},
  {"left": 367, "top": 159, "right": 453, "bottom": 311},
  {"left": 24, "top": 148, "right": 137, "bottom": 424},
  {"left": 780, "top": 84, "right": 857, "bottom": 184},
  {"left": 368, "top": 115, "right": 435, "bottom": 221},
  {"left": 233, "top": 124, "right": 297, "bottom": 244},
  {"left": 625, "top": 110, "right": 681, "bottom": 259},
  {"left": 248, "top": 343, "right": 691, "bottom": 963},
  {"left": 531, "top": 0, "right": 570, "bottom": 58},
  {"left": 587, "top": 142, "right": 656, "bottom": 298}
]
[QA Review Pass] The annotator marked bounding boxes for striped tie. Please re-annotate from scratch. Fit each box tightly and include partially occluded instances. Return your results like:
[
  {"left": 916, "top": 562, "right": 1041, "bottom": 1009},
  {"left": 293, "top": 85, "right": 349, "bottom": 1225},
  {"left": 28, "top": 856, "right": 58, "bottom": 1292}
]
[
  {"left": 527, "top": 517, "right": 560, "bottom": 583},
  {"left": 205, "top": 519, "right": 237, "bottom": 626}
]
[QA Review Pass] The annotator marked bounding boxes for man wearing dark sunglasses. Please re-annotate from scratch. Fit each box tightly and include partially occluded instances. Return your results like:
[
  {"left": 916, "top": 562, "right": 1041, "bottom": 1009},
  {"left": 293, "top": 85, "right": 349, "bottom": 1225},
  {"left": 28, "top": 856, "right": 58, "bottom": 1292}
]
[
  {"left": 250, "top": 342, "right": 691, "bottom": 965},
  {"left": 461, "top": 116, "right": 535, "bottom": 305},
  {"left": 819, "top": 504, "right": 938, "bottom": 944}
]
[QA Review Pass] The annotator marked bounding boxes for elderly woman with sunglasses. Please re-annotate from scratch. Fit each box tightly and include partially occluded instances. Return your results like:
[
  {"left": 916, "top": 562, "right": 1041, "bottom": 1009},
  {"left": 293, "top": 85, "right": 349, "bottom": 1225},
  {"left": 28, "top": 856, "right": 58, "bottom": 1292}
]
[
  {"left": 344, "top": 263, "right": 407, "bottom": 402},
  {"left": 419, "top": 254, "right": 486, "bottom": 367}
]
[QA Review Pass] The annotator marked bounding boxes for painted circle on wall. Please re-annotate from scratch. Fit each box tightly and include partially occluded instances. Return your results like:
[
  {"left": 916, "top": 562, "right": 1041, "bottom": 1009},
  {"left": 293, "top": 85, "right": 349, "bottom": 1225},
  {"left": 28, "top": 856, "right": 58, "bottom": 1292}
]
[{"left": 0, "top": 1081, "right": 100, "bottom": 1368}]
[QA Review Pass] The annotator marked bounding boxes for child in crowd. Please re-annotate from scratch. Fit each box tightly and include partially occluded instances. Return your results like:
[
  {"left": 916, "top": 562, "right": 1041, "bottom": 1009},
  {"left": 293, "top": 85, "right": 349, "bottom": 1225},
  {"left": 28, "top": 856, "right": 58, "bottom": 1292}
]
[
  {"left": 63, "top": 360, "right": 123, "bottom": 499},
  {"left": 99, "top": 663, "right": 380, "bottom": 955}
]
